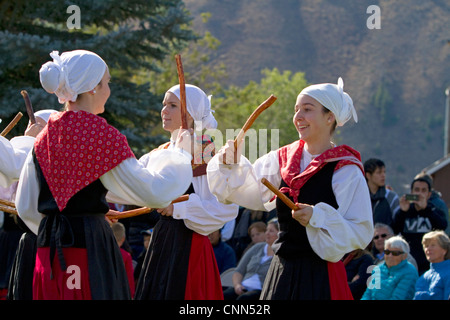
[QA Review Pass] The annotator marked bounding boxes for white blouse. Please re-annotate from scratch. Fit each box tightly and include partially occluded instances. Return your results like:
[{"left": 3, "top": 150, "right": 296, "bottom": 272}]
[
  {"left": 206, "top": 145, "right": 374, "bottom": 262},
  {"left": 0, "top": 136, "right": 35, "bottom": 187},
  {"left": 16, "top": 147, "right": 193, "bottom": 235},
  {"left": 139, "top": 142, "right": 239, "bottom": 236}
]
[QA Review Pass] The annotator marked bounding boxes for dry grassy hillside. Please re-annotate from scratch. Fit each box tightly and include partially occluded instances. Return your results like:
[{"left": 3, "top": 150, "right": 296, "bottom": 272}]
[{"left": 184, "top": 0, "right": 450, "bottom": 192}]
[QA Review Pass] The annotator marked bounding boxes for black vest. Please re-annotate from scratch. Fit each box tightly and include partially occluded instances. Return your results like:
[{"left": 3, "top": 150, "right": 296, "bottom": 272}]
[
  {"left": 273, "top": 161, "right": 338, "bottom": 259},
  {"left": 33, "top": 150, "right": 108, "bottom": 250}
]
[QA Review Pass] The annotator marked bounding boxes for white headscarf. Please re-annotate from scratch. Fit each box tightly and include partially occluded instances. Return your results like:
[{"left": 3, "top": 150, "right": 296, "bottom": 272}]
[
  {"left": 167, "top": 84, "right": 217, "bottom": 131},
  {"left": 299, "top": 77, "right": 358, "bottom": 127},
  {"left": 39, "top": 50, "right": 107, "bottom": 104},
  {"left": 33, "top": 109, "right": 58, "bottom": 123}
]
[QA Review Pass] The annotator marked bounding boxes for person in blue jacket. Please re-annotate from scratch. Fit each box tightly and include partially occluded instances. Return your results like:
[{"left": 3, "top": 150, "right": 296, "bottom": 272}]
[
  {"left": 362, "top": 235, "right": 418, "bottom": 300},
  {"left": 414, "top": 230, "right": 450, "bottom": 300}
]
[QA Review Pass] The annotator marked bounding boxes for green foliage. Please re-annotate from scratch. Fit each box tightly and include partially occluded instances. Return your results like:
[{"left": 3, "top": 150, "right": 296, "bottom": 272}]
[
  {"left": 213, "top": 68, "right": 309, "bottom": 158},
  {"left": 0, "top": 0, "right": 195, "bottom": 154}
]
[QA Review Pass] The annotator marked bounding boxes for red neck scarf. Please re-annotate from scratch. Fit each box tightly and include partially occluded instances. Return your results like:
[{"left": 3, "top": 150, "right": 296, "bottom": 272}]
[
  {"left": 34, "top": 111, "right": 135, "bottom": 211},
  {"left": 278, "top": 140, "right": 364, "bottom": 203}
]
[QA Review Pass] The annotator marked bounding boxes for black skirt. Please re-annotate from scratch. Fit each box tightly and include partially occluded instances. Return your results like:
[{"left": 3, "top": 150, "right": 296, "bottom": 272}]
[
  {"left": 260, "top": 254, "right": 330, "bottom": 300},
  {"left": 134, "top": 216, "right": 193, "bottom": 300}
]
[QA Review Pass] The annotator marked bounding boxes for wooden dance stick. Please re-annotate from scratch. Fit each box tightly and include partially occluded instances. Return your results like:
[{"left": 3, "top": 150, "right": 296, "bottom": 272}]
[
  {"left": 21, "top": 90, "right": 36, "bottom": 124},
  {"left": 261, "top": 178, "right": 299, "bottom": 211},
  {"left": 234, "top": 95, "right": 277, "bottom": 151},
  {"left": 106, "top": 194, "right": 190, "bottom": 220},
  {"left": 1, "top": 112, "right": 23, "bottom": 137},
  {"left": 222, "top": 95, "right": 276, "bottom": 164},
  {"left": 175, "top": 54, "right": 188, "bottom": 130},
  {"left": 0, "top": 198, "right": 15, "bottom": 208}
]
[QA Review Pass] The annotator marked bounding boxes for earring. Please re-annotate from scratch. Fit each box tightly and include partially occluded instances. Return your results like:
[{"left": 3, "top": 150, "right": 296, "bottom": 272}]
[{"left": 93, "top": 90, "right": 96, "bottom": 94}]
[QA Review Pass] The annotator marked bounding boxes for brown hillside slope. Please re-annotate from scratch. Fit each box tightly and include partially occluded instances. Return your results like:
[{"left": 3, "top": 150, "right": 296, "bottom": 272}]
[{"left": 184, "top": 0, "right": 450, "bottom": 192}]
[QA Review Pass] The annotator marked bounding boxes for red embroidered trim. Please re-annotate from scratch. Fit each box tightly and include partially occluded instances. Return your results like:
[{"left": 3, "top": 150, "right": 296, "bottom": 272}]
[{"left": 277, "top": 140, "right": 364, "bottom": 203}]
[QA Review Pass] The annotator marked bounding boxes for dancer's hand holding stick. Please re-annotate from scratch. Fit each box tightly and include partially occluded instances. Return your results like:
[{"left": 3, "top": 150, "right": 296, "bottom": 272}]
[{"left": 261, "top": 178, "right": 314, "bottom": 227}]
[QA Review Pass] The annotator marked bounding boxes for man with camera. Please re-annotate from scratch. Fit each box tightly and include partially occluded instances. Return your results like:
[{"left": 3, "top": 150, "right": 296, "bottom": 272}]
[{"left": 392, "top": 176, "right": 448, "bottom": 275}]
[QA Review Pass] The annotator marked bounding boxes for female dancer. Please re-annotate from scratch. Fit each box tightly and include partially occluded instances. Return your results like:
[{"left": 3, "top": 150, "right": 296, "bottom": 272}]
[
  {"left": 15, "top": 50, "right": 193, "bottom": 300},
  {"left": 135, "top": 84, "right": 238, "bottom": 300},
  {"left": 207, "top": 78, "right": 373, "bottom": 299}
]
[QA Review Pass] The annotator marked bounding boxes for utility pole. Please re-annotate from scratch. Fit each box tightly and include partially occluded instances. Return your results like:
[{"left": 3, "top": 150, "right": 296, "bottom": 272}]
[{"left": 445, "top": 87, "right": 450, "bottom": 156}]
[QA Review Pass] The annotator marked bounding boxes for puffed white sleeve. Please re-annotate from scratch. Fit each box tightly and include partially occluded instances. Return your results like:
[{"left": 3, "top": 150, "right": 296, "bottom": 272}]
[
  {"left": 305, "top": 165, "right": 374, "bottom": 262},
  {"left": 16, "top": 150, "right": 42, "bottom": 235},
  {"left": 0, "top": 136, "right": 35, "bottom": 187},
  {"left": 206, "top": 150, "right": 281, "bottom": 211},
  {"left": 102, "top": 148, "right": 193, "bottom": 209},
  {"left": 171, "top": 174, "right": 239, "bottom": 235}
]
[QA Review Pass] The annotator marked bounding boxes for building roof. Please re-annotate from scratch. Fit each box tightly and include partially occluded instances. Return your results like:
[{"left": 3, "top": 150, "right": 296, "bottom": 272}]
[{"left": 422, "top": 154, "right": 450, "bottom": 175}]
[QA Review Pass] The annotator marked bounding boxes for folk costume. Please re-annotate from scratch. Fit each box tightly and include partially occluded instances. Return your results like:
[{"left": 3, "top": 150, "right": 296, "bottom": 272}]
[
  {"left": 0, "top": 136, "right": 35, "bottom": 188},
  {"left": 16, "top": 50, "right": 193, "bottom": 300},
  {"left": 0, "top": 109, "right": 56, "bottom": 300},
  {"left": 134, "top": 85, "right": 239, "bottom": 300},
  {"left": 207, "top": 78, "right": 373, "bottom": 300}
]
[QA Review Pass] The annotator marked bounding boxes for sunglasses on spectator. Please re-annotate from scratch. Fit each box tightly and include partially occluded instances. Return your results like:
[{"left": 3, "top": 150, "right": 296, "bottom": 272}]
[
  {"left": 384, "top": 249, "right": 404, "bottom": 256},
  {"left": 374, "top": 233, "right": 388, "bottom": 240}
]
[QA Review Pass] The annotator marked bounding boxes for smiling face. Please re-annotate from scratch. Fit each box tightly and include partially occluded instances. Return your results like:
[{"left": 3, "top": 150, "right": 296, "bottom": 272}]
[{"left": 293, "top": 94, "right": 335, "bottom": 144}]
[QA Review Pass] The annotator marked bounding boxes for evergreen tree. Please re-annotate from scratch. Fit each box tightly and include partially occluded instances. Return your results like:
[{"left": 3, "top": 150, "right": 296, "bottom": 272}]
[
  {"left": 134, "top": 11, "right": 228, "bottom": 141},
  {"left": 213, "top": 68, "right": 309, "bottom": 161},
  {"left": 0, "top": 0, "right": 195, "bottom": 154}
]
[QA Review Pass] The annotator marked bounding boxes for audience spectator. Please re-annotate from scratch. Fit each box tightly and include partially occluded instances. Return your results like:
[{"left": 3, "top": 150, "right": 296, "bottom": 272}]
[
  {"left": 392, "top": 176, "right": 448, "bottom": 275},
  {"left": 223, "top": 218, "right": 279, "bottom": 300},
  {"left": 371, "top": 223, "right": 394, "bottom": 264},
  {"left": 342, "top": 248, "right": 374, "bottom": 300},
  {"left": 209, "top": 229, "right": 237, "bottom": 274},
  {"left": 225, "top": 207, "right": 275, "bottom": 261},
  {"left": 414, "top": 172, "right": 450, "bottom": 237},
  {"left": 364, "top": 158, "right": 400, "bottom": 226},
  {"left": 371, "top": 222, "right": 418, "bottom": 270},
  {"left": 241, "top": 221, "right": 267, "bottom": 256},
  {"left": 414, "top": 230, "right": 450, "bottom": 300},
  {"left": 361, "top": 235, "right": 418, "bottom": 300},
  {"left": 133, "top": 228, "right": 153, "bottom": 283},
  {"left": 112, "top": 222, "right": 135, "bottom": 298}
]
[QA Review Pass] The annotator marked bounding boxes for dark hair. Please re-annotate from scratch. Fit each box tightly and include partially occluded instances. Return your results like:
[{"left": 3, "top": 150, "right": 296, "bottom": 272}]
[
  {"left": 363, "top": 158, "right": 385, "bottom": 174},
  {"left": 414, "top": 172, "right": 433, "bottom": 189},
  {"left": 411, "top": 177, "right": 431, "bottom": 192}
]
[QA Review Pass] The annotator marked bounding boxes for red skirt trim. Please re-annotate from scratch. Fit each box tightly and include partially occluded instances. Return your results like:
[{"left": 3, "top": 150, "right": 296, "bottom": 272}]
[
  {"left": 33, "top": 247, "right": 92, "bottom": 300},
  {"left": 327, "top": 260, "right": 353, "bottom": 300},
  {"left": 184, "top": 233, "right": 223, "bottom": 300}
]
